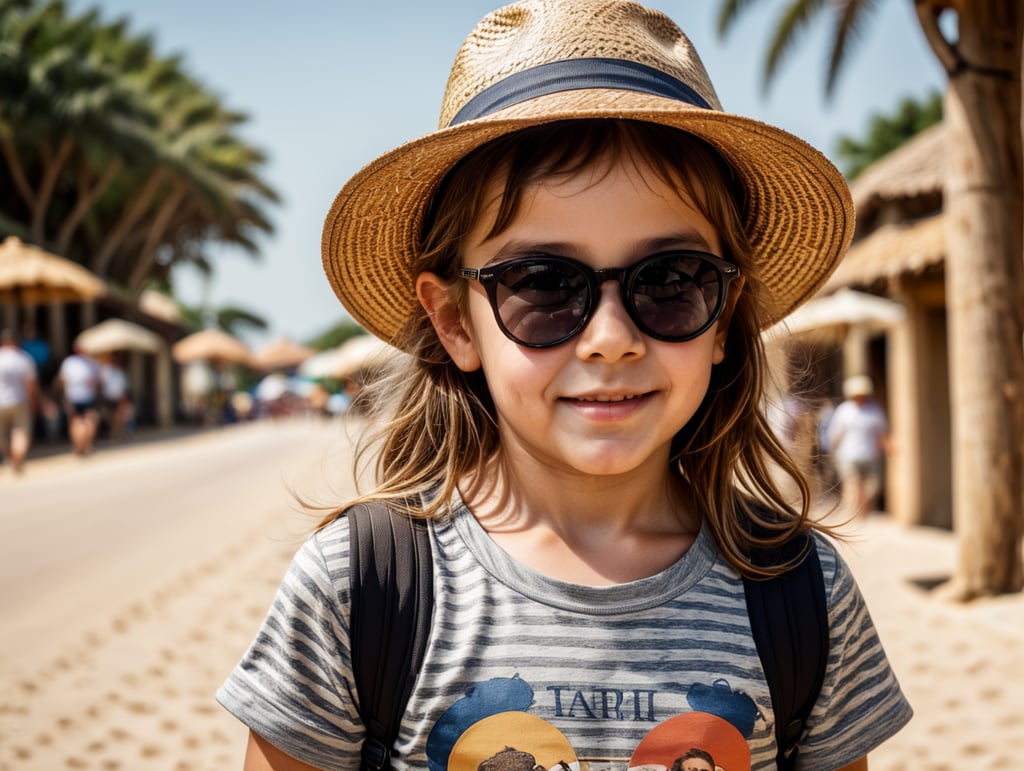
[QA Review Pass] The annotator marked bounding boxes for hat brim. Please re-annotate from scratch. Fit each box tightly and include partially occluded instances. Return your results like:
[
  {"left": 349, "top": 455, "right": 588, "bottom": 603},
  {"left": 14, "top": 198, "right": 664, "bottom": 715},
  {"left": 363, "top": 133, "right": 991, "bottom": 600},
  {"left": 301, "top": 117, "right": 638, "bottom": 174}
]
[{"left": 322, "top": 89, "right": 853, "bottom": 348}]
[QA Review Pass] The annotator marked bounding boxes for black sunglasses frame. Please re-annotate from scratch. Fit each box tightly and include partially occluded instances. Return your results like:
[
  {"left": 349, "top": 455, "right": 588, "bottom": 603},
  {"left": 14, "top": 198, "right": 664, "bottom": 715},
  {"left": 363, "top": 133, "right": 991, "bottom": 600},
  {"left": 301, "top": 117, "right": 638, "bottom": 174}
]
[{"left": 458, "top": 250, "right": 741, "bottom": 348}]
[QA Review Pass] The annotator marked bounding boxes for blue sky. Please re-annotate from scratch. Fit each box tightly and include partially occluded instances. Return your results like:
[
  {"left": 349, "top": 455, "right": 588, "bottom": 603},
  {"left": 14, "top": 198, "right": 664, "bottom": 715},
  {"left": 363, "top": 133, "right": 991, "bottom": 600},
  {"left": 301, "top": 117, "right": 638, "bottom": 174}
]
[{"left": 66, "top": 1, "right": 945, "bottom": 346}]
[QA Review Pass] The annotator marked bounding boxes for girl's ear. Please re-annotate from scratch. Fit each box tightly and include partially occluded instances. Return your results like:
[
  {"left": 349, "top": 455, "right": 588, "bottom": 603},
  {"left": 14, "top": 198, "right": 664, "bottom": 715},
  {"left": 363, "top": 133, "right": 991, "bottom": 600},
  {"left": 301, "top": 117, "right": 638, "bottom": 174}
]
[
  {"left": 416, "top": 271, "right": 482, "bottom": 372},
  {"left": 713, "top": 275, "right": 746, "bottom": 365}
]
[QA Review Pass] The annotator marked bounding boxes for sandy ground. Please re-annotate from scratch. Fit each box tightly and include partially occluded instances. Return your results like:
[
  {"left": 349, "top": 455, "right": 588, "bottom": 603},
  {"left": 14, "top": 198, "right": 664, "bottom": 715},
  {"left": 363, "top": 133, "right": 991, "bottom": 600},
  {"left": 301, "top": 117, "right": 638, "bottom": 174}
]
[{"left": 0, "top": 417, "right": 1021, "bottom": 770}]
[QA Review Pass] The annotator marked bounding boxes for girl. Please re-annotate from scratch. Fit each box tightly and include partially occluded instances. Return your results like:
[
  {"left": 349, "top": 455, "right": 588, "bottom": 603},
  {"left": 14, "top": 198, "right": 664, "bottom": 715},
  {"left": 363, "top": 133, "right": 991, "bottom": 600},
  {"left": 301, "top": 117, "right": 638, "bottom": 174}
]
[{"left": 218, "top": 1, "right": 912, "bottom": 769}]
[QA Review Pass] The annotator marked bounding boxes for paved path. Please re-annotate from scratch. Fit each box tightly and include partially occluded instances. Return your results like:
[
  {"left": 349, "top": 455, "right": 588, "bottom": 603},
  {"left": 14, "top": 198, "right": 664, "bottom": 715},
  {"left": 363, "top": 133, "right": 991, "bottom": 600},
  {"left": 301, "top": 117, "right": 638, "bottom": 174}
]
[{"left": 0, "top": 417, "right": 359, "bottom": 771}]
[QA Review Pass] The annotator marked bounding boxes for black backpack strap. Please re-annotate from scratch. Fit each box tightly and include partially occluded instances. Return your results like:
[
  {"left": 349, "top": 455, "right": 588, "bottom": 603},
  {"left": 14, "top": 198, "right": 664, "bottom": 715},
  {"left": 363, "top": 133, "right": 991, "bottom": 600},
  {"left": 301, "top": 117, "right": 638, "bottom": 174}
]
[
  {"left": 347, "top": 501, "right": 434, "bottom": 771},
  {"left": 743, "top": 533, "right": 828, "bottom": 771}
]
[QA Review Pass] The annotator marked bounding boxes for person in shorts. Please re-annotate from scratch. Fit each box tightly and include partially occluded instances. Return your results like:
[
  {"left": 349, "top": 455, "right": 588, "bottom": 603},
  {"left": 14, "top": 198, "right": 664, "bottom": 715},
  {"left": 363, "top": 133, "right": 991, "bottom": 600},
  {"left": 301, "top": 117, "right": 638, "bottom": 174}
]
[
  {"left": 827, "top": 374, "right": 891, "bottom": 517},
  {"left": 0, "top": 328, "right": 38, "bottom": 473},
  {"left": 57, "top": 344, "right": 102, "bottom": 455}
]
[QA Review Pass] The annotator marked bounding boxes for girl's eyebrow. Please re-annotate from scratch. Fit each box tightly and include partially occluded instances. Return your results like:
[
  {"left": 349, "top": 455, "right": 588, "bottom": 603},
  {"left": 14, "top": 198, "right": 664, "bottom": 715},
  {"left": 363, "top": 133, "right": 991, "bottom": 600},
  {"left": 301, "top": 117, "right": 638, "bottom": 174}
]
[
  {"left": 644, "top": 232, "right": 717, "bottom": 253},
  {"left": 484, "top": 231, "right": 718, "bottom": 265}
]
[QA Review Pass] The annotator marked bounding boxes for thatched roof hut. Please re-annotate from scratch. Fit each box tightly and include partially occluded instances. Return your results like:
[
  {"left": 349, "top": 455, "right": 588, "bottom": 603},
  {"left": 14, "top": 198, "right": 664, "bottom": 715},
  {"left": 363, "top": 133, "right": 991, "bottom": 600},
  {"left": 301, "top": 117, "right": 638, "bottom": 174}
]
[{"left": 829, "top": 123, "right": 947, "bottom": 292}]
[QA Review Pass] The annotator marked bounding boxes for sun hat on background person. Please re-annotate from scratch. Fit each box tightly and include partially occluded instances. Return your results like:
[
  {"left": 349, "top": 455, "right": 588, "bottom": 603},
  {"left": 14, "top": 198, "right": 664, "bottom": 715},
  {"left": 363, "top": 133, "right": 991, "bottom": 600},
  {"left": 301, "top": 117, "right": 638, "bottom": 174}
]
[
  {"left": 320, "top": 0, "right": 854, "bottom": 349},
  {"left": 843, "top": 374, "right": 875, "bottom": 400}
]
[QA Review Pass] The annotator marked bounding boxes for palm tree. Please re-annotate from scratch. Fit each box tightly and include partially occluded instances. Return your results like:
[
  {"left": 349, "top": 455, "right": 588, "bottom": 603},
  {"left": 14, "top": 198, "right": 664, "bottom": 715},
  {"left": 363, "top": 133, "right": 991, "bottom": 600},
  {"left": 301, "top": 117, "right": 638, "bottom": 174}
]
[
  {"left": 0, "top": 1, "right": 158, "bottom": 248},
  {"left": 719, "top": 1, "right": 1023, "bottom": 599},
  {"left": 0, "top": 0, "right": 278, "bottom": 301}
]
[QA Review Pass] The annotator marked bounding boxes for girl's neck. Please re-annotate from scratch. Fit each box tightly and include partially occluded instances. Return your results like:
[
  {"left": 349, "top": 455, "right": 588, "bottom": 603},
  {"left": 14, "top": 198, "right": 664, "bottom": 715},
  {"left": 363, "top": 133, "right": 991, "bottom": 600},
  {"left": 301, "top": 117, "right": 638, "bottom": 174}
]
[{"left": 458, "top": 455, "right": 701, "bottom": 585}]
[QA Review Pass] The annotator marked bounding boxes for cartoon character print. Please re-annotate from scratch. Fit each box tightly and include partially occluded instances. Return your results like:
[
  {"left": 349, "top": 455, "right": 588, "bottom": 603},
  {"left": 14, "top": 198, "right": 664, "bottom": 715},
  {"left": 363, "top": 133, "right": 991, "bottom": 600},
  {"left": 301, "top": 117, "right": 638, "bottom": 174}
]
[{"left": 426, "top": 676, "right": 761, "bottom": 771}]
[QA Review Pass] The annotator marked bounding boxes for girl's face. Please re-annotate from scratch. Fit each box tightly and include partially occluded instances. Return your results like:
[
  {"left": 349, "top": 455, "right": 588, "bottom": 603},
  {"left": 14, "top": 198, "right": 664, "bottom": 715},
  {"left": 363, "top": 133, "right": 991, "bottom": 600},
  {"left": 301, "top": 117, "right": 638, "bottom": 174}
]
[{"left": 420, "top": 151, "right": 740, "bottom": 483}]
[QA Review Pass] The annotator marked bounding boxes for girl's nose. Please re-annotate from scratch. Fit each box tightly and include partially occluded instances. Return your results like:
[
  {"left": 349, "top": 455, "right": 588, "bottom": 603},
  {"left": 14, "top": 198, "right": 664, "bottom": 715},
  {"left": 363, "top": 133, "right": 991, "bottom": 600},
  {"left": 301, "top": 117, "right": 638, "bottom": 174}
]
[{"left": 574, "top": 282, "right": 646, "bottom": 361}]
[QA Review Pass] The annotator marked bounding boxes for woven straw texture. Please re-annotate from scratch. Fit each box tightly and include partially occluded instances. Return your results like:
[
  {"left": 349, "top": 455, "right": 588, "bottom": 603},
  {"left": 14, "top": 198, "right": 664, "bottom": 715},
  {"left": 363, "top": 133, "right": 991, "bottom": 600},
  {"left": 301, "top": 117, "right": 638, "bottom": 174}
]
[{"left": 321, "top": 0, "right": 854, "bottom": 348}]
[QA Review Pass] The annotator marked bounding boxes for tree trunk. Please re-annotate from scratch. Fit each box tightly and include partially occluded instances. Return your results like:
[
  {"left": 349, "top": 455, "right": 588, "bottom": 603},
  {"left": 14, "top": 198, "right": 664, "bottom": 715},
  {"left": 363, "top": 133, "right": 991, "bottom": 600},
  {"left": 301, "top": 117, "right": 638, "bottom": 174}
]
[
  {"left": 31, "top": 135, "right": 74, "bottom": 243},
  {"left": 55, "top": 156, "right": 124, "bottom": 254},
  {"left": 90, "top": 167, "right": 168, "bottom": 277},
  {"left": 128, "top": 180, "right": 188, "bottom": 292},
  {"left": 933, "top": 1, "right": 1024, "bottom": 598},
  {"left": 0, "top": 134, "right": 37, "bottom": 212}
]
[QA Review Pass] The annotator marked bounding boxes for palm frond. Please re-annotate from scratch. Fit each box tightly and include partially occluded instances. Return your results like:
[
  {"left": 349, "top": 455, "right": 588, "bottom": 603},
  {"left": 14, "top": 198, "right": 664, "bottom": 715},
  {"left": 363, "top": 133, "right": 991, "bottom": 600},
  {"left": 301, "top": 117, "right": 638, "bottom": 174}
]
[
  {"left": 825, "top": 0, "right": 878, "bottom": 98},
  {"left": 763, "top": 0, "right": 828, "bottom": 90}
]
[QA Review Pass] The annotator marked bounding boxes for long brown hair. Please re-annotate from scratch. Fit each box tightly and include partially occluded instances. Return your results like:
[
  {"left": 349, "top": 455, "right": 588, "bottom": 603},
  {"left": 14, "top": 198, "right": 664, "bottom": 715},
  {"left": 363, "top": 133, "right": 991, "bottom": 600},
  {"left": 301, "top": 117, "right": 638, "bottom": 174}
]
[{"left": 331, "top": 120, "right": 828, "bottom": 578}]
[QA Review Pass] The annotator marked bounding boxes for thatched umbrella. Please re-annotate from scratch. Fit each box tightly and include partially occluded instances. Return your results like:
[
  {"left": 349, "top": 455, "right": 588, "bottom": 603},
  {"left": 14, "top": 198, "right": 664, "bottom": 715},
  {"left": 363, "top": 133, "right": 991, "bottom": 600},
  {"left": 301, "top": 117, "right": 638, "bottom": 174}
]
[
  {"left": 76, "top": 318, "right": 164, "bottom": 355},
  {"left": 767, "top": 288, "right": 907, "bottom": 342},
  {"left": 251, "top": 336, "right": 316, "bottom": 372},
  {"left": 0, "top": 236, "right": 106, "bottom": 304},
  {"left": 172, "top": 327, "right": 251, "bottom": 367},
  {"left": 298, "top": 335, "right": 394, "bottom": 380}
]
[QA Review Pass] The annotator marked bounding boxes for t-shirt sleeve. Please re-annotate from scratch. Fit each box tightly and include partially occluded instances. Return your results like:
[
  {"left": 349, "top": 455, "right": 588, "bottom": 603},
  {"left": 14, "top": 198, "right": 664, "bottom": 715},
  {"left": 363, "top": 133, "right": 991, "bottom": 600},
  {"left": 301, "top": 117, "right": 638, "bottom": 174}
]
[
  {"left": 216, "top": 518, "right": 364, "bottom": 770},
  {"left": 796, "top": 539, "right": 913, "bottom": 769}
]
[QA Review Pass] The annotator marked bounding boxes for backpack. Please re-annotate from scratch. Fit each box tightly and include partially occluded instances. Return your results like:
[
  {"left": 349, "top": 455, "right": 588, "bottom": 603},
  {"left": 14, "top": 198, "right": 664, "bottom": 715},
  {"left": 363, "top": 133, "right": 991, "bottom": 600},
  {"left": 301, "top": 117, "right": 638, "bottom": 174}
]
[{"left": 347, "top": 501, "right": 828, "bottom": 771}]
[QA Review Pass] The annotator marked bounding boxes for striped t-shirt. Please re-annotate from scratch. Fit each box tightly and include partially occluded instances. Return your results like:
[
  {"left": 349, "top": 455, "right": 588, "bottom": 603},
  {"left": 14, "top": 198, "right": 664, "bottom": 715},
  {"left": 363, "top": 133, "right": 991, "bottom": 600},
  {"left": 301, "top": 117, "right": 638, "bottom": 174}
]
[{"left": 217, "top": 497, "right": 911, "bottom": 770}]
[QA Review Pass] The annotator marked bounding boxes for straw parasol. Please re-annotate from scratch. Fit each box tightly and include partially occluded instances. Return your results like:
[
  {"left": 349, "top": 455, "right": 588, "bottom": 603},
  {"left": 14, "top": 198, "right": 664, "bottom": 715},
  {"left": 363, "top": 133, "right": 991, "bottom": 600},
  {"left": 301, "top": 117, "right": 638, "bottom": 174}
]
[
  {"left": 251, "top": 336, "right": 316, "bottom": 372},
  {"left": 138, "top": 289, "right": 182, "bottom": 324},
  {"left": 0, "top": 236, "right": 106, "bottom": 304},
  {"left": 298, "top": 335, "right": 394, "bottom": 380},
  {"left": 75, "top": 318, "right": 164, "bottom": 355},
  {"left": 766, "top": 288, "right": 906, "bottom": 342},
  {"left": 171, "top": 327, "right": 251, "bottom": 366}
]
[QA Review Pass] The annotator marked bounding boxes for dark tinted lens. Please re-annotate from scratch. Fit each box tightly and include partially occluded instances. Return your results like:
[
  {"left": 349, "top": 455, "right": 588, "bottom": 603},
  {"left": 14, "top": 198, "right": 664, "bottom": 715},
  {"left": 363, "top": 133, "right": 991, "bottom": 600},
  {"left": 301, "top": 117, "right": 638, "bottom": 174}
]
[
  {"left": 631, "top": 254, "right": 723, "bottom": 339},
  {"left": 494, "top": 260, "right": 590, "bottom": 345}
]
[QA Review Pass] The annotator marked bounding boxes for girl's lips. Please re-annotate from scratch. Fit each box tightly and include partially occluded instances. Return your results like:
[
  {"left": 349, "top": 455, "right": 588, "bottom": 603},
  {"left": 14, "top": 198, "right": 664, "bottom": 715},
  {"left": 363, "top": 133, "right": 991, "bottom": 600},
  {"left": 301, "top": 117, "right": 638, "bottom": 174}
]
[
  {"left": 572, "top": 393, "right": 647, "bottom": 403},
  {"left": 562, "top": 391, "right": 655, "bottom": 419}
]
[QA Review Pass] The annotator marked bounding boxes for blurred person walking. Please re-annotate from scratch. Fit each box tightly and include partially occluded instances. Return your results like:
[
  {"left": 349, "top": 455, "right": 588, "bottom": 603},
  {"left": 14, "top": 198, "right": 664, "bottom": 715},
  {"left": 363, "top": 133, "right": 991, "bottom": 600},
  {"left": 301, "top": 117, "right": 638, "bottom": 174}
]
[
  {"left": 57, "top": 344, "right": 102, "bottom": 455},
  {"left": 99, "top": 353, "right": 132, "bottom": 440},
  {"left": 827, "top": 375, "right": 891, "bottom": 518},
  {"left": 0, "top": 328, "right": 38, "bottom": 473}
]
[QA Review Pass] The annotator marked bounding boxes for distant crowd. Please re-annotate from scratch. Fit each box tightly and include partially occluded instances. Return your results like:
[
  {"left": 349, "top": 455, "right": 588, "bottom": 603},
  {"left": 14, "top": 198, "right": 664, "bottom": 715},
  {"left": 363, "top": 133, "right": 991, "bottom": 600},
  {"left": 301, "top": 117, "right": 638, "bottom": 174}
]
[
  {"left": 0, "top": 323, "right": 134, "bottom": 473},
  {"left": 0, "top": 322, "right": 359, "bottom": 476}
]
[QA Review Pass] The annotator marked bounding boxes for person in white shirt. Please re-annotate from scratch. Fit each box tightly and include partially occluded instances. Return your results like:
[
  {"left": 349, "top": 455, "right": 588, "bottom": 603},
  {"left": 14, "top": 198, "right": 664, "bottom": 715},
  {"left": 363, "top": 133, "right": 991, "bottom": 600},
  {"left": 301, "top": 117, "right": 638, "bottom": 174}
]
[
  {"left": 99, "top": 354, "right": 132, "bottom": 440},
  {"left": 57, "top": 345, "right": 101, "bottom": 455},
  {"left": 0, "top": 328, "right": 38, "bottom": 473},
  {"left": 827, "top": 375, "right": 891, "bottom": 518}
]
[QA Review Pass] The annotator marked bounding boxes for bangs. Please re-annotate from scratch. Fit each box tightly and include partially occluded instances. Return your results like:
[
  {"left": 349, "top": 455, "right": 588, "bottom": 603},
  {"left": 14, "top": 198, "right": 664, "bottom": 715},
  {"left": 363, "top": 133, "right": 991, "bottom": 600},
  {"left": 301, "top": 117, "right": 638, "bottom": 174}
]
[{"left": 420, "top": 119, "right": 751, "bottom": 276}]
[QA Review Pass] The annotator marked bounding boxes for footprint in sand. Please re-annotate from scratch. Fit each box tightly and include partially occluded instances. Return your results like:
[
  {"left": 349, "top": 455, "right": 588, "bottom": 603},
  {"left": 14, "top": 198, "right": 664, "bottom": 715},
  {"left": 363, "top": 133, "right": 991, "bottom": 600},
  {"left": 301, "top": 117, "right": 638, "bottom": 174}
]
[{"left": 125, "top": 700, "right": 157, "bottom": 715}]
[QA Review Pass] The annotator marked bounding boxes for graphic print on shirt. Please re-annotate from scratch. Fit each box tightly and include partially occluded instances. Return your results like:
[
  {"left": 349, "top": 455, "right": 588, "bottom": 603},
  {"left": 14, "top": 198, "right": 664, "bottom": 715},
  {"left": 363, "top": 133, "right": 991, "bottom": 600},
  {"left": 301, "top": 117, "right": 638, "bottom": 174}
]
[{"left": 425, "top": 675, "right": 759, "bottom": 771}]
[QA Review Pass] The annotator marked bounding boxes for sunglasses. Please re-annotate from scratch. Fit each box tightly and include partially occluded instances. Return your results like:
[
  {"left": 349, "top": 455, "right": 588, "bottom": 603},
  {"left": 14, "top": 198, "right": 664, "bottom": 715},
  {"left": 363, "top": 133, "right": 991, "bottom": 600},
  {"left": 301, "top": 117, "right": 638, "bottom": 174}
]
[{"left": 458, "top": 250, "right": 741, "bottom": 348}]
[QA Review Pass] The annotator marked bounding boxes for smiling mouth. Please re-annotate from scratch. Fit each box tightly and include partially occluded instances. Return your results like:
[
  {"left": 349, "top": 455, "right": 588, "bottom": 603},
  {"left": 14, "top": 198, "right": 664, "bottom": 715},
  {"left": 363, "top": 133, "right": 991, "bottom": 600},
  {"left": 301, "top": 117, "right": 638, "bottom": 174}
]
[{"left": 571, "top": 393, "right": 650, "bottom": 403}]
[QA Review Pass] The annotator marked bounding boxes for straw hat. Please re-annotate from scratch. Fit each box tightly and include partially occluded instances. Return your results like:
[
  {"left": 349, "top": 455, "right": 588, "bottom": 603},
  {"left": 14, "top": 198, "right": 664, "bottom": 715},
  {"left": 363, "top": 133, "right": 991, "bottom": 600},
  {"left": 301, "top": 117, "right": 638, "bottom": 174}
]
[
  {"left": 322, "top": 0, "right": 854, "bottom": 348},
  {"left": 843, "top": 374, "right": 875, "bottom": 399}
]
